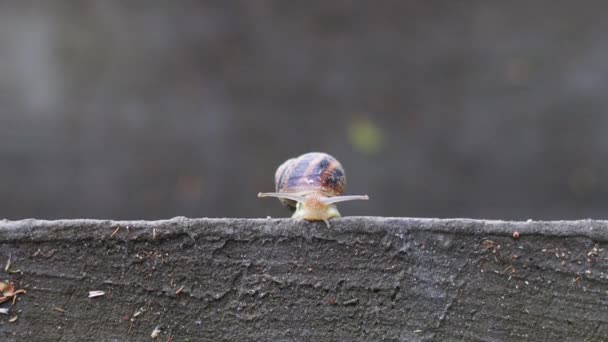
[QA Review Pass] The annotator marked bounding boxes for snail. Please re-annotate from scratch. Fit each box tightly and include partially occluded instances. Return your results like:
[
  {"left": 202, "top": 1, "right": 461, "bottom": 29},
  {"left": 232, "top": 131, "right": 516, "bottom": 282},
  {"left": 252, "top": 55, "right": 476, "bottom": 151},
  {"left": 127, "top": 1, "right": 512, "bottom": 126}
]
[{"left": 258, "top": 152, "right": 369, "bottom": 227}]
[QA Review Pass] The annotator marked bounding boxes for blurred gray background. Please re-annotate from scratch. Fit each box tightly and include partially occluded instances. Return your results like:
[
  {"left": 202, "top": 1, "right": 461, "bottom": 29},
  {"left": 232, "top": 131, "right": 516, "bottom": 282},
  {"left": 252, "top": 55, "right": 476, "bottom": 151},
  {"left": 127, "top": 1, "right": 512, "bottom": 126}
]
[{"left": 1, "top": 1, "right": 607, "bottom": 220}]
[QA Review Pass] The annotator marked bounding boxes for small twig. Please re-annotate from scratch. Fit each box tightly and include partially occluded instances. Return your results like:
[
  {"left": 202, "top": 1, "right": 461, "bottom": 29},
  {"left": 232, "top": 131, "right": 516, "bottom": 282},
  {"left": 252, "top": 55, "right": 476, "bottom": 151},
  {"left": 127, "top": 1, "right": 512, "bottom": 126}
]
[
  {"left": 127, "top": 307, "right": 145, "bottom": 335},
  {"left": 5, "top": 254, "right": 11, "bottom": 271},
  {"left": 111, "top": 226, "right": 121, "bottom": 237},
  {"left": 42, "top": 249, "right": 56, "bottom": 258},
  {"left": 51, "top": 307, "right": 66, "bottom": 313},
  {"left": 4, "top": 254, "right": 21, "bottom": 274},
  {"left": 175, "top": 286, "right": 185, "bottom": 295},
  {"left": 33, "top": 249, "right": 57, "bottom": 258},
  {"left": 12, "top": 290, "right": 26, "bottom": 305},
  {"left": 168, "top": 273, "right": 175, "bottom": 288}
]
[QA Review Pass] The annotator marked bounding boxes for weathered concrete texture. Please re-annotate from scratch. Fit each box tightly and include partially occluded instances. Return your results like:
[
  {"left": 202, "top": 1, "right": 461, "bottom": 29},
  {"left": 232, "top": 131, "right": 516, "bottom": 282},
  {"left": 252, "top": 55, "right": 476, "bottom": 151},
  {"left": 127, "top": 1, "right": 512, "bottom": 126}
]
[{"left": 0, "top": 217, "right": 608, "bottom": 341}]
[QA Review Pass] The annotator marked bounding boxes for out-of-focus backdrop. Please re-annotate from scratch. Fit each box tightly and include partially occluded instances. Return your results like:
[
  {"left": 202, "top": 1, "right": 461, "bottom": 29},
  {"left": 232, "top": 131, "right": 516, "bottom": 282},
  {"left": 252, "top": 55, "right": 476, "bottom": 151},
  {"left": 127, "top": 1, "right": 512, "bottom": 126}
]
[{"left": 1, "top": 2, "right": 607, "bottom": 220}]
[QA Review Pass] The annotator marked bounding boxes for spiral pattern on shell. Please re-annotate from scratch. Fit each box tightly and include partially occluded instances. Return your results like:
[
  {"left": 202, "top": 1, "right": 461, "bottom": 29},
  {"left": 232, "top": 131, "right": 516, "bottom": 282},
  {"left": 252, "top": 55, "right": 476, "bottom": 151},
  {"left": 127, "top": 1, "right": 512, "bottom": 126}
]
[{"left": 274, "top": 152, "right": 346, "bottom": 208}]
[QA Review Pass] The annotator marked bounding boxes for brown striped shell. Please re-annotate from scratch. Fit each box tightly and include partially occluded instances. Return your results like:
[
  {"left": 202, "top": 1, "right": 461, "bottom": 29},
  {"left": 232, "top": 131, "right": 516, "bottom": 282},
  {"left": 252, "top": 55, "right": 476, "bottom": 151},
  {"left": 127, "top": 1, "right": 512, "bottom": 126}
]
[{"left": 274, "top": 152, "right": 346, "bottom": 208}]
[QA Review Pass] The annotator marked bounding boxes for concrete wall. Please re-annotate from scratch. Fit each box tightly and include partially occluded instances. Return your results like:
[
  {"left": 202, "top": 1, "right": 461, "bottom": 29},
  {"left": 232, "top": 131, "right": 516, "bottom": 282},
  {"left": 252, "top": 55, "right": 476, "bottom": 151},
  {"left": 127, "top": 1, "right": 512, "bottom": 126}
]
[{"left": 0, "top": 218, "right": 606, "bottom": 340}]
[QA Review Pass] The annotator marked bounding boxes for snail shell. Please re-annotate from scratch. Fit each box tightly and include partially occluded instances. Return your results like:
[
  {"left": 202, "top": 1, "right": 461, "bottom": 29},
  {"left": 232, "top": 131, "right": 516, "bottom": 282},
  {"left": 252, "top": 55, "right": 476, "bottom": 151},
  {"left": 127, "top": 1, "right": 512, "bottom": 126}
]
[
  {"left": 274, "top": 152, "right": 346, "bottom": 209},
  {"left": 258, "top": 152, "right": 368, "bottom": 227}
]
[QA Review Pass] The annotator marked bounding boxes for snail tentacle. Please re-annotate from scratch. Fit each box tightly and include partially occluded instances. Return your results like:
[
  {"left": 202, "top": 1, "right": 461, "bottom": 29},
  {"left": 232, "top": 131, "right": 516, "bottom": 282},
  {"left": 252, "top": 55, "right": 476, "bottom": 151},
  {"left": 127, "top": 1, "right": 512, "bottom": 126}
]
[{"left": 321, "top": 195, "right": 369, "bottom": 205}]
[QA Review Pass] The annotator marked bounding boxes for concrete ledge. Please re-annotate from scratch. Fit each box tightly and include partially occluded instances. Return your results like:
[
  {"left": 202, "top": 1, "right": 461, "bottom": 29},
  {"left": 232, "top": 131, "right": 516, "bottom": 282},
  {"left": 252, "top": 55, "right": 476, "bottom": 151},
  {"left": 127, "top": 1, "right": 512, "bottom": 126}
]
[{"left": 1, "top": 217, "right": 607, "bottom": 340}]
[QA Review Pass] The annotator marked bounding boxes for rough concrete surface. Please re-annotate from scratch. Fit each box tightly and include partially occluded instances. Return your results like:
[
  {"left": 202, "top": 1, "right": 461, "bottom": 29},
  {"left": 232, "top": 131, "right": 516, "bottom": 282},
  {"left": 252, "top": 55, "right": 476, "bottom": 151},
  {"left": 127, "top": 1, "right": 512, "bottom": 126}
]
[{"left": 0, "top": 217, "right": 607, "bottom": 341}]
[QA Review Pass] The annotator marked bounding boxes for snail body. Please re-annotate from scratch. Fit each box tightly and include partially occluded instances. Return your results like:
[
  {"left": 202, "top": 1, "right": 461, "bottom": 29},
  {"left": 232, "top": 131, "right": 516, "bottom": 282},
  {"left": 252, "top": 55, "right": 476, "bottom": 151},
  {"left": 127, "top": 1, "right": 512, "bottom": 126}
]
[{"left": 258, "top": 152, "right": 369, "bottom": 227}]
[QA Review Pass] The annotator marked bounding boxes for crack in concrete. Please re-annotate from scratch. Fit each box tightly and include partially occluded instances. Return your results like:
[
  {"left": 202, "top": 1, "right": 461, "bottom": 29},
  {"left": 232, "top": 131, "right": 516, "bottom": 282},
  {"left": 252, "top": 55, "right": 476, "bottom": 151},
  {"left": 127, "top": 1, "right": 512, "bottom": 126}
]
[{"left": 430, "top": 261, "right": 469, "bottom": 338}]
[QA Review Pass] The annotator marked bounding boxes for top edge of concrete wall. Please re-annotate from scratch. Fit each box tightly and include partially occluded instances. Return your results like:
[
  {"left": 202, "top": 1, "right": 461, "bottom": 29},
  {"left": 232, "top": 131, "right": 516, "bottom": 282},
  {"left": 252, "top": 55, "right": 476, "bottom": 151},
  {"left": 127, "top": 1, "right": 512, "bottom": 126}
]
[{"left": 1, "top": 216, "right": 608, "bottom": 242}]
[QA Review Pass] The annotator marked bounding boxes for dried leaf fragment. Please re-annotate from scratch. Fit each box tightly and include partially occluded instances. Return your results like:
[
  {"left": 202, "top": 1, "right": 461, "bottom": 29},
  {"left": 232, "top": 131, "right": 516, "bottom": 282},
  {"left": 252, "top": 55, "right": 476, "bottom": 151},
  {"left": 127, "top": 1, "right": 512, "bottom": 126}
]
[
  {"left": 132, "top": 309, "right": 144, "bottom": 320},
  {"left": 151, "top": 325, "right": 161, "bottom": 338},
  {"left": 0, "top": 281, "right": 26, "bottom": 304}
]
